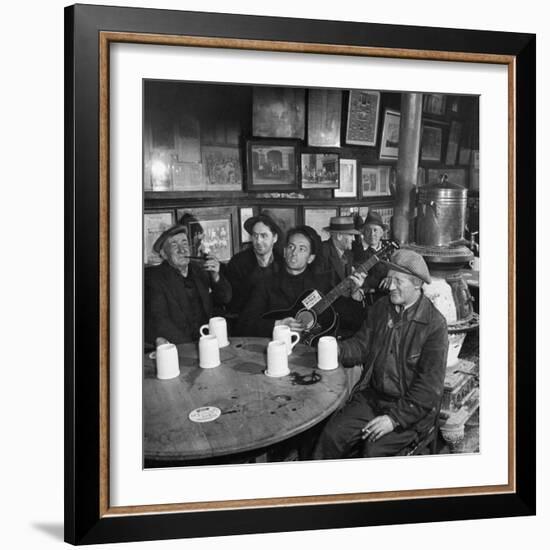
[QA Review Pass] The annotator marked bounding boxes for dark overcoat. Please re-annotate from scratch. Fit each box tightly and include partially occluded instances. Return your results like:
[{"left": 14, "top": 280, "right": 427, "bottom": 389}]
[{"left": 144, "top": 261, "right": 231, "bottom": 346}]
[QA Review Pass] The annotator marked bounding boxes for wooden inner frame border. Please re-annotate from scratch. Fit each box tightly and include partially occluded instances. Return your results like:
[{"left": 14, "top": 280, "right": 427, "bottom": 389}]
[{"left": 98, "top": 31, "right": 517, "bottom": 518}]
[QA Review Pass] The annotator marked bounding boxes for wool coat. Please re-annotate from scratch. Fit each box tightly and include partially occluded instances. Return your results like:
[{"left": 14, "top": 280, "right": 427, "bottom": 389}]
[{"left": 144, "top": 261, "right": 231, "bottom": 346}]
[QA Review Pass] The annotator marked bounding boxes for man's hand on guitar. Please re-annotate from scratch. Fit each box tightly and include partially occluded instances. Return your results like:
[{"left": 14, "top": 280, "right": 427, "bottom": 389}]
[
  {"left": 349, "top": 269, "right": 367, "bottom": 291},
  {"left": 275, "top": 317, "right": 305, "bottom": 332}
]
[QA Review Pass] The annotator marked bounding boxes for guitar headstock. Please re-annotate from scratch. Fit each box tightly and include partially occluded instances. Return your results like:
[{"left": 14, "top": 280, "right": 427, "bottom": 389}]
[{"left": 378, "top": 240, "right": 400, "bottom": 260}]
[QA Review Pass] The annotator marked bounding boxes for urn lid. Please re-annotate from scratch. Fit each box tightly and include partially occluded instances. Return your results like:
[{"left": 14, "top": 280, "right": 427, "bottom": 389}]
[{"left": 418, "top": 180, "right": 468, "bottom": 200}]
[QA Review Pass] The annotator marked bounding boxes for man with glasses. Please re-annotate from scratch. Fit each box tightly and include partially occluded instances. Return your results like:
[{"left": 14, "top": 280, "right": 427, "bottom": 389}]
[
  {"left": 144, "top": 225, "right": 231, "bottom": 348},
  {"left": 311, "top": 249, "right": 448, "bottom": 459}
]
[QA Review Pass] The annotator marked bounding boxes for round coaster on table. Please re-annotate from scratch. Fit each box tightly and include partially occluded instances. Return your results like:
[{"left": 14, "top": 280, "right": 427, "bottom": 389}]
[{"left": 188, "top": 406, "right": 221, "bottom": 423}]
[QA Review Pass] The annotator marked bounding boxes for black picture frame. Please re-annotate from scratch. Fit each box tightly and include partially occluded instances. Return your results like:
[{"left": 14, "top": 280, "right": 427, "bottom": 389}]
[
  {"left": 65, "top": 4, "right": 535, "bottom": 545},
  {"left": 246, "top": 139, "right": 300, "bottom": 191}
]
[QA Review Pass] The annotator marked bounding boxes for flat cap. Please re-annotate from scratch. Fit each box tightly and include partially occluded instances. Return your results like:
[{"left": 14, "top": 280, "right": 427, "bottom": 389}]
[{"left": 383, "top": 248, "right": 431, "bottom": 284}]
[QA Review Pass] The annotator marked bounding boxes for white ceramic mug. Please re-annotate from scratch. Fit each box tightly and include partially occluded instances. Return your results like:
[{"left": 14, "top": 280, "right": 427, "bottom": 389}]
[
  {"left": 199, "top": 334, "right": 221, "bottom": 369},
  {"left": 317, "top": 336, "right": 338, "bottom": 371},
  {"left": 199, "top": 317, "right": 229, "bottom": 348},
  {"left": 155, "top": 343, "right": 180, "bottom": 380},
  {"left": 266, "top": 340, "right": 290, "bottom": 377},
  {"left": 272, "top": 325, "right": 300, "bottom": 355}
]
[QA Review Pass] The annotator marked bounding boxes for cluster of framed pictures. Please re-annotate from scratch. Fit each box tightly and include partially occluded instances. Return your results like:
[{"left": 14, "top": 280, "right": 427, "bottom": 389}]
[
  {"left": 144, "top": 203, "right": 394, "bottom": 265},
  {"left": 146, "top": 79, "right": 473, "bottom": 195},
  {"left": 246, "top": 139, "right": 393, "bottom": 198},
  {"left": 378, "top": 106, "right": 468, "bottom": 166}
]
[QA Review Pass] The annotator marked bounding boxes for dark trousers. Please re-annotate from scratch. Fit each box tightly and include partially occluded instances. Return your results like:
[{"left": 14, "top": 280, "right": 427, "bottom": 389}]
[{"left": 311, "top": 391, "right": 417, "bottom": 459}]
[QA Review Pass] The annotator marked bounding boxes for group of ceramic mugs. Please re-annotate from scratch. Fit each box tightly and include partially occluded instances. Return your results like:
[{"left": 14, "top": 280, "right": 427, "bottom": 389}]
[
  {"left": 155, "top": 317, "right": 228, "bottom": 379},
  {"left": 266, "top": 327, "right": 338, "bottom": 377},
  {"left": 155, "top": 316, "right": 339, "bottom": 380}
]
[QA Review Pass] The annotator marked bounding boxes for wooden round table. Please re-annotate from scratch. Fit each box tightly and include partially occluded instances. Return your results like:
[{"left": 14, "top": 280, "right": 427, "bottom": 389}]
[{"left": 144, "top": 337, "right": 348, "bottom": 461}]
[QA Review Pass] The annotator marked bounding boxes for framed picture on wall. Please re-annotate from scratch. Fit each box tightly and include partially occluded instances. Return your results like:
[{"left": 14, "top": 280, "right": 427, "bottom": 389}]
[
  {"left": 334, "top": 158, "right": 357, "bottom": 197},
  {"left": 143, "top": 210, "right": 175, "bottom": 265},
  {"left": 176, "top": 206, "right": 236, "bottom": 262},
  {"left": 421, "top": 124, "right": 443, "bottom": 162},
  {"left": 246, "top": 140, "right": 299, "bottom": 191},
  {"left": 308, "top": 88, "right": 342, "bottom": 147},
  {"left": 252, "top": 86, "right": 306, "bottom": 139},
  {"left": 301, "top": 152, "right": 340, "bottom": 188},
  {"left": 360, "top": 165, "right": 391, "bottom": 197},
  {"left": 423, "top": 93, "right": 447, "bottom": 115},
  {"left": 346, "top": 90, "right": 380, "bottom": 146},
  {"left": 379, "top": 109, "right": 400, "bottom": 160},
  {"left": 201, "top": 145, "right": 242, "bottom": 191},
  {"left": 171, "top": 161, "right": 204, "bottom": 191}
]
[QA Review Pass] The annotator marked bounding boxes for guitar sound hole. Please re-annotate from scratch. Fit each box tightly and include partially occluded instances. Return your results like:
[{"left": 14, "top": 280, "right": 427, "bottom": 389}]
[{"left": 296, "top": 310, "right": 316, "bottom": 330}]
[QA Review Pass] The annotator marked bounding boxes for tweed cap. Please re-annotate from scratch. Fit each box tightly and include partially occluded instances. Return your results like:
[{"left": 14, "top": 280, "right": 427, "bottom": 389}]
[
  {"left": 323, "top": 216, "right": 360, "bottom": 235},
  {"left": 243, "top": 213, "right": 282, "bottom": 238},
  {"left": 362, "top": 210, "right": 387, "bottom": 230},
  {"left": 152, "top": 224, "right": 188, "bottom": 254},
  {"left": 286, "top": 225, "right": 321, "bottom": 256},
  {"left": 383, "top": 248, "right": 431, "bottom": 284}
]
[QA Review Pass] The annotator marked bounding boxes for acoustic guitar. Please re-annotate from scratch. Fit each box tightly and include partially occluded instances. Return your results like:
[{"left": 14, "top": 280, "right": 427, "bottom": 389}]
[{"left": 262, "top": 241, "right": 399, "bottom": 346}]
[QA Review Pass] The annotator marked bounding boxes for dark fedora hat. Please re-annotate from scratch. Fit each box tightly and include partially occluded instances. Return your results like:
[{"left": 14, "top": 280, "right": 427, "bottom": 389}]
[
  {"left": 323, "top": 216, "right": 360, "bottom": 235},
  {"left": 152, "top": 224, "right": 188, "bottom": 254},
  {"left": 244, "top": 213, "right": 282, "bottom": 237},
  {"left": 362, "top": 210, "right": 387, "bottom": 230}
]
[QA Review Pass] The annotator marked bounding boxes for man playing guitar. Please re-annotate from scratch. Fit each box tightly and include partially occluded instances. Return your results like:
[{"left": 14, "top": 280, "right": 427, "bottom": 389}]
[
  {"left": 236, "top": 226, "right": 332, "bottom": 337},
  {"left": 237, "top": 225, "right": 397, "bottom": 345}
]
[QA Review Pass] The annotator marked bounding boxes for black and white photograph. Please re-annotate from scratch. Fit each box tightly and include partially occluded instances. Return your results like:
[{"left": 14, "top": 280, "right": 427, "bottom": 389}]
[
  {"left": 379, "top": 109, "right": 401, "bottom": 159},
  {"left": 143, "top": 78, "right": 481, "bottom": 470},
  {"left": 301, "top": 152, "right": 340, "bottom": 188},
  {"left": 334, "top": 158, "right": 357, "bottom": 197},
  {"left": 246, "top": 140, "right": 299, "bottom": 190}
]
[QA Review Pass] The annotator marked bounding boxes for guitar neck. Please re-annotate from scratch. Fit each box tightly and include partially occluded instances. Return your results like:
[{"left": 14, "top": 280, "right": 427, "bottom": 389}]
[{"left": 314, "top": 253, "right": 383, "bottom": 314}]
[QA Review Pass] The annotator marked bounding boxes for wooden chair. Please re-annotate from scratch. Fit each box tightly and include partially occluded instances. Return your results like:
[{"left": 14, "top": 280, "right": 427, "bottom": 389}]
[{"left": 396, "top": 398, "right": 443, "bottom": 456}]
